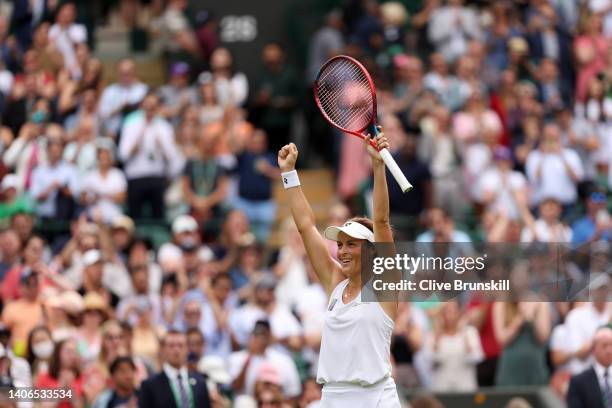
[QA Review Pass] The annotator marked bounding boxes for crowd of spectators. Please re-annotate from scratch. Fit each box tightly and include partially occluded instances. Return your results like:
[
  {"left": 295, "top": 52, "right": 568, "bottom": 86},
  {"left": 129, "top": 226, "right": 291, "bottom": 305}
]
[{"left": 0, "top": 0, "right": 611, "bottom": 407}]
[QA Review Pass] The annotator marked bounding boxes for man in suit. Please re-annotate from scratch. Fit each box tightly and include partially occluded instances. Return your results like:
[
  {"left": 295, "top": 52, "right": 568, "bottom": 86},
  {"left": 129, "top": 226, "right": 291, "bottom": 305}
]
[
  {"left": 138, "top": 330, "right": 211, "bottom": 408},
  {"left": 567, "top": 327, "right": 612, "bottom": 408}
]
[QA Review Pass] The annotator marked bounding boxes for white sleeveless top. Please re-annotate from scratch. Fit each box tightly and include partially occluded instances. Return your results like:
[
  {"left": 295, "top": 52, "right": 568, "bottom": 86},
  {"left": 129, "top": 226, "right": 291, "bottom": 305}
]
[{"left": 316, "top": 279, "right": 394, "bottom": 386}]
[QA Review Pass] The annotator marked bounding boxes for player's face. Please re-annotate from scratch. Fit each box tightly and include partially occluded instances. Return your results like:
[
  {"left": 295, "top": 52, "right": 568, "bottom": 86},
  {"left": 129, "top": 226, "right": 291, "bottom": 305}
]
[{"left": 336, "top": 232, "right": 362, "bottom": 277}]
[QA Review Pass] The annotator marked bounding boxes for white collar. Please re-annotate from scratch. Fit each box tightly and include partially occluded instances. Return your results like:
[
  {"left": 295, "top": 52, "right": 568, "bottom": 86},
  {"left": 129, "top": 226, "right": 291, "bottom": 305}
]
[
  {"left": 163, "top": 363, "right": 188, "bottom": 382},
  {"left": 594, "top": 362, "right": 611, "bottom": 382}
]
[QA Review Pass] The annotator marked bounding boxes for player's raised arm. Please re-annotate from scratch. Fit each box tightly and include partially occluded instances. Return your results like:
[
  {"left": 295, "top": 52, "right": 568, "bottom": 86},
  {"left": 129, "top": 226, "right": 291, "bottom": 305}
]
[
  {"left": 366, "top": 129, "right": 399, "bottom": 320},
  {"left": 278, "top": 143, "right": 341, "bottom": 295},
  {"left": 367, "top": 130, "right": 393, "bottom": 243}
]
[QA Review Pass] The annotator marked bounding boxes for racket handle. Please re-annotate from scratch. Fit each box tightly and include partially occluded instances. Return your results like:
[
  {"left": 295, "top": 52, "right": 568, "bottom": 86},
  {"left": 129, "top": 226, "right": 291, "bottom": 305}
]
[{"left": 379, "top": 148, "right": 414, "bottom": 193}]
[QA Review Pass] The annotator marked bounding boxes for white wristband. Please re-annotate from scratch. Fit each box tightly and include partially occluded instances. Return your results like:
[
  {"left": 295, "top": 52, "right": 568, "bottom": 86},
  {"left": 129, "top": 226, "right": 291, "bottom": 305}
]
[{"left": 281, "top": 170, "right": 300, "bottom": 189}]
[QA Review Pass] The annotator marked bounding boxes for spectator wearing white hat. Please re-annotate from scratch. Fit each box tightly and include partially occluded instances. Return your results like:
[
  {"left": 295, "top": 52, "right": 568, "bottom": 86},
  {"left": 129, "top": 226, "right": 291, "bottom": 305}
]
[
  {"left": 158, "top": 215, "right": 214, "bottom": 275},
  {"left": 0, "top": 174, "right": 34, "bottom": 221},
  {"left": 44, "top": 290, "right": 84, "bottom": 342},
  {"left": 77, "top": 249, "right": 121, "bottom": 308}
]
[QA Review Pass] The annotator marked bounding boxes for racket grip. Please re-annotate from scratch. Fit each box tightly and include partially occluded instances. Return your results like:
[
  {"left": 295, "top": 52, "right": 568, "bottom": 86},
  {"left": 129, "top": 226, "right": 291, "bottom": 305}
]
[{"left": 379, "top": 148, "right": 413, "bottom": 193}]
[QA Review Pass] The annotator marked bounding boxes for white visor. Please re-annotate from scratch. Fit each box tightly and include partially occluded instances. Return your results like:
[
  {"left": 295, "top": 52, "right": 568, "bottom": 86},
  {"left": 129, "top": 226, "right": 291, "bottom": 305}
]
[{"left": 323, "top": 221, "right": 375, "bottom": 243}]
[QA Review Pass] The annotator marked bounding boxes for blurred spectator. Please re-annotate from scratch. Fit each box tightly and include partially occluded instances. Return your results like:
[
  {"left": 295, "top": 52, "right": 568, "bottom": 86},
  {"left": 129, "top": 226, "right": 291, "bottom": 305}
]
[
  {"left": 117, "top": 262, "right": 162, "bottom": 328},
  {"left": 571, "top": 189, "right": 612, "bottom": 245},
  {"left": 194, "top": 10, "right": 219, "bottom": 61},
  {"left": 428, "top": 301, "right": 483, "bottom": 391},
  {"left": 423, "top": 53, "right": 468, "bottom": 111},
  {"left": 525, "top": 123, "right": 584, "bottom": 208},
  {"left": 1, "top": 234, "right": 45, "bottom": 302},
  {"left": 574, "top": 12, "right": 610, "bottom": 102},
  {"left": 273, "top": 220, "right": 309, "bottom": 310},
  {"left": 119, "top": 91, "right": 184, "bottom": 219},
  {"left": 30, "top": 21, "right": 63, "bottom": 76},
  {"left": 493, "top": 265, "right": 551, "bottom": 386},
  {"left": 92, "top": 356, "right": 138, "bottom": 408},
  {"left": 427, "top": 0, "right": 483, "bottom": 63},
  {"left": 254, "top": 363, "right": 292, "bottom": 407},
  {"left": 0, "top": 228, "right": 22, "bottom": 281},
  {"left": 234, "top": 129, "right": 279, "bottom": 242},
  {"left": 182, "top": 122, "right": 229, "bottom": 226},
  {"left": 25, "top": 325, "right": 53, "bottom": 383},
  {"left": 555, "top": 106, "right": 600, "bottom": 179},
  {"left": 252, "top": 43, "right": 299, "bottom": 151},
  {"left": 159, "top": 62, "right": 197, "bottom": 124},
  {"left": 229, "top": 320, "right": 301, "bottom": 400},
  {"left": 76, "top": 292, "right": 109, "bottom": 364},
  {"left": 417, "top": 208, "right": 472, "bottom": 248},
  {"left": 391, "top": 303, "right": 423, "bottom": 390},
  {"left": 131, "top": 297, "right": 160, "bottom": 366},
  {"left": 63, "top": 115, "right": 98, "bottom": 175},
  {"left": 307, "top": 9, "right": 345, "bottom": 82},
  {"left": 196, "top": 73, "right": 224, "bottom": 125},
  {"left": 11, "top": 0, "right": 57, "bottom": 50},
  {"left": 98, "top": 58, "right": 148, "bottom": 138},
  {"left": 526, "top": 3, "right": 574, "bottom": 87},
  {"left": 138, "top": 330, "right": 211, "bottom": 408},
  {"left": 418, "top": 106, "right": 465, "bottom": 220},
  {"left": 229, "top": 275, "right": 303, "bottom": 354},
  {"left": 35, "top": 338, "right": 84, "bottom": 407},
  {"left": 48, "top": 3, "right": 87, "bottom": 79},
  {"left": 83, "top": 320, "right": 130, "bottom": 402},
  {"left": 536, "top": 58, "right": 571, "bottom": 113},
  {"left": 466, "top": 286, "right": 503, "bottom": 387},
  {"left": 0, "top": 174, "right": 34, "bottom": 221},
  {"left": 479, "top": 145, "right": 528, "bottom": 222},
  {"left": 521, "top": 197, "right": 572, "bottom": 243},
  {"left": 158, "top": 0, "right": 201, "bottom": 67},
  {"left": 0, "top": 321, "right": 32, "bottom": 392},
  {"left": 567, "top": 327, "right": 612, "bottom": 408},
  {"left": 3, "top": 102, "right": 52, "bottom": 192},
  {"left": 77, "top": 249, "right": 121, "bottom": 308},
  {"left": 209, "top": 47, "right": 249, "bottom": 108},
  {"left": 385, "top": 123, "right": 432, "bottom": 235},
  {"left": 45, "top": 290, "right": 83, "bottom": 342},
  {"left": 30, "top": 133, "right": 79, "bottom": 221},
  {"left": 565, "top": 280, "right": 612, "bottom": 375},
  {"left": 80, "top": 138, "right": 127, "bottom": 224}
]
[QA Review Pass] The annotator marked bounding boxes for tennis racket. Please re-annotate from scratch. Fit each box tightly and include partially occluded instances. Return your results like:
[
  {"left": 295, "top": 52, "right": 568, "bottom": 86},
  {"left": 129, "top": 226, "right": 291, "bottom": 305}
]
[{"left": 314, "top": 55, "right": 413, "bottom": 192}]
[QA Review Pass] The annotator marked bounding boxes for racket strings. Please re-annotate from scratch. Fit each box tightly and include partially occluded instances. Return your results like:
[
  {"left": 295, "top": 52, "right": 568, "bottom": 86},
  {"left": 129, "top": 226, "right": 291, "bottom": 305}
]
[
  {"left": 316, "top": 58, "right": 374, "bottom": 132},
  {"left": 320, "top": 62, "right": 372, "bottom": 127}
]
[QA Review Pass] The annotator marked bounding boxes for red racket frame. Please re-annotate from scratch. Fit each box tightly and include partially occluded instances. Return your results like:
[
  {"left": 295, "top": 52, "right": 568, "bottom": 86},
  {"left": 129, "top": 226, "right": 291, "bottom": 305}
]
[{"left": 313, "top": 55, "right": 379, "bottom": 149}]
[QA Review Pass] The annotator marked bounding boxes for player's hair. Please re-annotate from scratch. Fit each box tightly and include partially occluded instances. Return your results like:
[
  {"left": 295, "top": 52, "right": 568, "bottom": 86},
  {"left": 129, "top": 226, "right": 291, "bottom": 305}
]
[{"left": 348, "top": 216, "right": 373, "bottom": 232}]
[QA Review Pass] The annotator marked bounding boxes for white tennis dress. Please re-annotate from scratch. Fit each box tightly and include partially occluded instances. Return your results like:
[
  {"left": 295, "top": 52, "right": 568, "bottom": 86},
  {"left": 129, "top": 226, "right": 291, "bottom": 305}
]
[{"left": 317, "top": 279, "right": 401, "bottom": 407}]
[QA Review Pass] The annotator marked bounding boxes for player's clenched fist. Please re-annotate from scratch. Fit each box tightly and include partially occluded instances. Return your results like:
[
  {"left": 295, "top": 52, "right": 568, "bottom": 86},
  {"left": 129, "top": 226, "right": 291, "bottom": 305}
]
[{"left": 278, "top": 143, "right": 298, "bottom": 172}]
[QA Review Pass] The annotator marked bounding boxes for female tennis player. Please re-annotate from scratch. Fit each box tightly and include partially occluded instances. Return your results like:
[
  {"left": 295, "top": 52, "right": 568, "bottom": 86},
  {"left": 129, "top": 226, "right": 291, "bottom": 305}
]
[{"left": 277, "top": 130, "right": 400, "bottom": 407}]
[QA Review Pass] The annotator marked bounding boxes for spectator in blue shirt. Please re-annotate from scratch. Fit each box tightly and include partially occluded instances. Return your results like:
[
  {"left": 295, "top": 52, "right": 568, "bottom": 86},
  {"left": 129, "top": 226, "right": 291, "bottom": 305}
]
[{"left": 572, "top": 190, "right": 611, "bottom": 246}]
